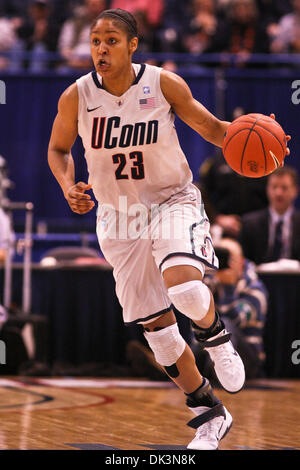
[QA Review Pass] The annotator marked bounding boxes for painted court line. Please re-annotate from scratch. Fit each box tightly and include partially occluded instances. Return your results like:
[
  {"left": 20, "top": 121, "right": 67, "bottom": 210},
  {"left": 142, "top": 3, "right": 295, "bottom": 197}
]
[{"left": 12, "top": 378, "right": 175, "bottom": 389}]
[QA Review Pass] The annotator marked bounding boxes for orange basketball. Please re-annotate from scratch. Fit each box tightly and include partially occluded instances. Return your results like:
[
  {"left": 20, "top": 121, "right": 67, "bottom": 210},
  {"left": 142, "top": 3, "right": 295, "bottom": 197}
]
[{"left": 222, "top": 113, "right": 287, "bottom": 178}]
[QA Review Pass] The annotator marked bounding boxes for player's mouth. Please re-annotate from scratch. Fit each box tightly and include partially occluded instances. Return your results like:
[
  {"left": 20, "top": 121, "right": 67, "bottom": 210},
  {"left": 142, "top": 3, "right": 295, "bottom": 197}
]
[{"left": 98, "top": 59, "right": 110, "bottom": 71}]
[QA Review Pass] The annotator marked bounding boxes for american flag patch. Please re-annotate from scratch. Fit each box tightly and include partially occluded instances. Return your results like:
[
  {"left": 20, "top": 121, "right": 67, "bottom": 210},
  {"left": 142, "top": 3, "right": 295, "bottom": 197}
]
[{"left": 139, "top": 97, "right": 156, "bottom": 109}]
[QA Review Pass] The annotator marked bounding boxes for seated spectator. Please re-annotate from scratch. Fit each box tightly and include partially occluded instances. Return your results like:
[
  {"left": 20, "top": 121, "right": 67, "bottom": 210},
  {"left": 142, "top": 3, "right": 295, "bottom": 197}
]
[
  {"left": 16, "top": 0, "right": 62, "bottom": 71},
  {"left": 183, "top": 0, "right": 227, "bottom": 54},
  {"left": 155, "top": 0, "right": 190, "bottom": 54},
  {"left": 270, "top": 0, "right": 300, "bottom": 53},
  {"left": 255, "top": 1, "right": 292, "bottom": 43},
  {"left": 216, "top": 0, "right": 271, "bottom": 56},
  {"left": 240, "top": 166, "right": 300, "bottom": 265},
  {"left": 58, "top": 0, "right": 106, "bottom": 71},
  {"left": 193, "top": 237, "right": 268, "bottom": 380},
  {"left": 0, "top": 7, "right": 19, "bottom": 69}
]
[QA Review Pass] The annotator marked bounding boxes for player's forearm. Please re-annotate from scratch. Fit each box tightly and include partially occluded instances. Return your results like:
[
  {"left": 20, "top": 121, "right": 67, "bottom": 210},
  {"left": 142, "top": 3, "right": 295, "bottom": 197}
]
[
  {"left": 183, "top": 107, "right": 230, "bottom": 148},
  {"left": 48, "top": 149, "right": 75, "bottom": 197},
  {"left": 204, "top": 119, "right": 231, "bottom": 148}
]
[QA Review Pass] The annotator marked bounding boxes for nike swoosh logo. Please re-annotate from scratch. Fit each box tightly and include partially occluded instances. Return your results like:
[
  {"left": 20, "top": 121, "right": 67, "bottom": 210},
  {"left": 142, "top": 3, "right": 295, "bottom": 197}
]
[
  {"left": 269, "top": 150, "right": 280, "bottom": 168},
  {"left": 87, "top": 106, "right": 102, "bottom": 112}
]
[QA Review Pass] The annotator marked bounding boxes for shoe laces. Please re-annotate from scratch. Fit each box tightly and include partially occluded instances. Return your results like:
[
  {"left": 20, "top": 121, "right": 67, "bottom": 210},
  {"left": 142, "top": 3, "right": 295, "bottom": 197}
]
[
  {"left": 195, "top": 416, "right": 223, "bottom": 440},
  {"left": 209, "top": 342, "right": 234, "bottom": 367}
]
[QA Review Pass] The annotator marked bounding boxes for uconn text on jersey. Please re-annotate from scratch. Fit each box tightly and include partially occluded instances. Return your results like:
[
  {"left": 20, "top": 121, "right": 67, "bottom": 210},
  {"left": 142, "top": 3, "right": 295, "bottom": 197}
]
[{"left": 91, "top": 116, "right": 158, "bottom": 149}]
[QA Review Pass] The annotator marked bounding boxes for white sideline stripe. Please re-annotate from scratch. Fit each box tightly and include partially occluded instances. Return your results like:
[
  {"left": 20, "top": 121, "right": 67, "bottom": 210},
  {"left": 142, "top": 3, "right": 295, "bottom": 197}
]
[
  {"left": 0, "top": 378, "right": 175, "bottom": 389},
  {"left": 0, "top": 379, "right": 22, "bottom": 387}
]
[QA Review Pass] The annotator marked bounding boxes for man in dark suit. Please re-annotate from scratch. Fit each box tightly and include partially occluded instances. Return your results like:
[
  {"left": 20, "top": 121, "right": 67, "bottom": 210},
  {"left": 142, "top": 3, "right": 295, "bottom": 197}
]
[{"left": 240, "top": 166, "right": 300, "bottom": 265}]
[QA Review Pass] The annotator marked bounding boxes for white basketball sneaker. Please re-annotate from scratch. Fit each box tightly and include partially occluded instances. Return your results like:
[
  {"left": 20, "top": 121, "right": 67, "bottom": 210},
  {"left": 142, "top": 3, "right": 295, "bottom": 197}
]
[
  {"left": 204, "top": 329, "right": 245, "bottom": 393},
  {"left": 187, "top": 405, "right": 233, "bottom": 450}
]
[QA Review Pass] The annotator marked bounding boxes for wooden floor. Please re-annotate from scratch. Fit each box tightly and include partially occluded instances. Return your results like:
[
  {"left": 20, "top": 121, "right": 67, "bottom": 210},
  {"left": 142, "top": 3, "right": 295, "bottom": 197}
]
[{"left": 0, "top": 377, "right": 299, "bottom": 450}]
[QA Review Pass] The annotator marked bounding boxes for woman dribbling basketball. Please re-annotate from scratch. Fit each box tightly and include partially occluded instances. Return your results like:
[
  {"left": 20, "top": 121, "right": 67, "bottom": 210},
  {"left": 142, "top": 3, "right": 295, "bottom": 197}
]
[{"left": 47, "top": 8, "right": 290, "bottom": 449}]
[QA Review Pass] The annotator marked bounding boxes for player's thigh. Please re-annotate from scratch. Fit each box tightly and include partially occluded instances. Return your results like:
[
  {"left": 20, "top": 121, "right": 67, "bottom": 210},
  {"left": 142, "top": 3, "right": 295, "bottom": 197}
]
[
  {"left": 97, "top": 228, "right": 171, "bottom": 325},
  {"left": 163, "top": 264, "right": 204, "bottom": 289},
  {"left": 152, "top": 186, "right": 218, "bottom": 276}
]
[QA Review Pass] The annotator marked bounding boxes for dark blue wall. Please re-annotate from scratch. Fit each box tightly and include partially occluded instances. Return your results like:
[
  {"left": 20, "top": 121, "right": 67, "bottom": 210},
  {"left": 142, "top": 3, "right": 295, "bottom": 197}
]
[{"left": 0, "top": 67, "right": 299, "bottom": 231}]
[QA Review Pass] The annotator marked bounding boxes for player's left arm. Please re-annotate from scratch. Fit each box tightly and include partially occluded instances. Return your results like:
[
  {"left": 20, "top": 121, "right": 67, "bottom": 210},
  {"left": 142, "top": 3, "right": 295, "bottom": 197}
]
[
  {"left": 160, "top": 70, "right": 291, "bottom": 153},
  {"left": 160, "top": 69, "right": 230, "bottom": 147}
]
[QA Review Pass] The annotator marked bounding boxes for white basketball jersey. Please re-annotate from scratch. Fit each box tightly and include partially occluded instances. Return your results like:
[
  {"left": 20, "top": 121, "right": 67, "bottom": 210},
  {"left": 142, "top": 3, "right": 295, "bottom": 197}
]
[{"left": 76, "top": 63, "right": 193, "bottom": 211}]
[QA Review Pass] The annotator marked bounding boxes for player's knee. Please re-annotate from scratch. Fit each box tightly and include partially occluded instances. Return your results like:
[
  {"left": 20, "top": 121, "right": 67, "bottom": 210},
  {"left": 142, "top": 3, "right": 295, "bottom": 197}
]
[
  {"left": 167, "top": 280, "right": 211, "bottom": 321},
  {"left": 143, "top": 323, "right": 186, "bottom": 377}
]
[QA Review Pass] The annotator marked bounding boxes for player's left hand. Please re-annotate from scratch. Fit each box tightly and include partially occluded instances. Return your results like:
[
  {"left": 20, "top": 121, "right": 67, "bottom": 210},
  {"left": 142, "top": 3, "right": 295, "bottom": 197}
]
[{"left": 270, "top": 113, "right": 291, "bottom": 156}]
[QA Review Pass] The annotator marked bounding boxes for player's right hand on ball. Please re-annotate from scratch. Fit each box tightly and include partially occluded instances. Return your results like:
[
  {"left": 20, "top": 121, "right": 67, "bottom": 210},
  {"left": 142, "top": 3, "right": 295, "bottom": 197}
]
[
  {"left": 270, "top": 113, "right": 291, "bottom": 156},
  {"left": 65, "top": 182, "right": 95, "bottom": 214}
]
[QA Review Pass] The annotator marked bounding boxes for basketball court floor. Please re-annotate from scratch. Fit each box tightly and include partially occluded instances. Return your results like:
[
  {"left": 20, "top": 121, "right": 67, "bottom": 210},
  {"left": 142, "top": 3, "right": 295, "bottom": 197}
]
[{"left": 0, "top": 377, "right": 299, "bottom": 451}]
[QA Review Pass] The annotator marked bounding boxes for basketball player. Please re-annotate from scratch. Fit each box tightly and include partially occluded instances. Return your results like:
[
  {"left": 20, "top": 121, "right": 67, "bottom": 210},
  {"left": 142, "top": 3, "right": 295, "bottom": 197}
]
[{"left": 47, "top": 9, "right": 289, "bottom": 449}]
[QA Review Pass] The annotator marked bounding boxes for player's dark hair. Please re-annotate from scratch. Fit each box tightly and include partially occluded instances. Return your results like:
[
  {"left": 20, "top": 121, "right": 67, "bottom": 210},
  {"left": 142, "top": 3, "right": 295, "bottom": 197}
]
[
  {"left": 90, "top": 8, "right": 138, "bottom": 41},
  {"left": 269, "top": 165, "right": 299, "bottom": 187}
]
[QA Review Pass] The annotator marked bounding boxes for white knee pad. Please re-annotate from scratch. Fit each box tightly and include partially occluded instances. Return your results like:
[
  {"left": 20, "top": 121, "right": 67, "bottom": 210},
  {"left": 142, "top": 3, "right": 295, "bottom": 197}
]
[
  {"left": 167, "top": 280, "right": 211, "bottom": 321},
  {"left": 143, "top": 323, "right": 186, "bottom": 367}
]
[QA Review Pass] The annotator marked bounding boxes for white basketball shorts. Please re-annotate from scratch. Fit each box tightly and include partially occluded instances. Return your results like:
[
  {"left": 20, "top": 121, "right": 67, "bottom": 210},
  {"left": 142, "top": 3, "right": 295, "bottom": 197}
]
[{"left": 96, "top": 183, "right": 218, "bottom": 325}]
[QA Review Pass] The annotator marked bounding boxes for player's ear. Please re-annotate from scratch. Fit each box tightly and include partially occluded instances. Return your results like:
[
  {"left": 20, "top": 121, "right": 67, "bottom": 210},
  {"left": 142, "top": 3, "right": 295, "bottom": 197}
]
[{"left": 129, "top": 37, "right": 138, "bottom": 55}]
